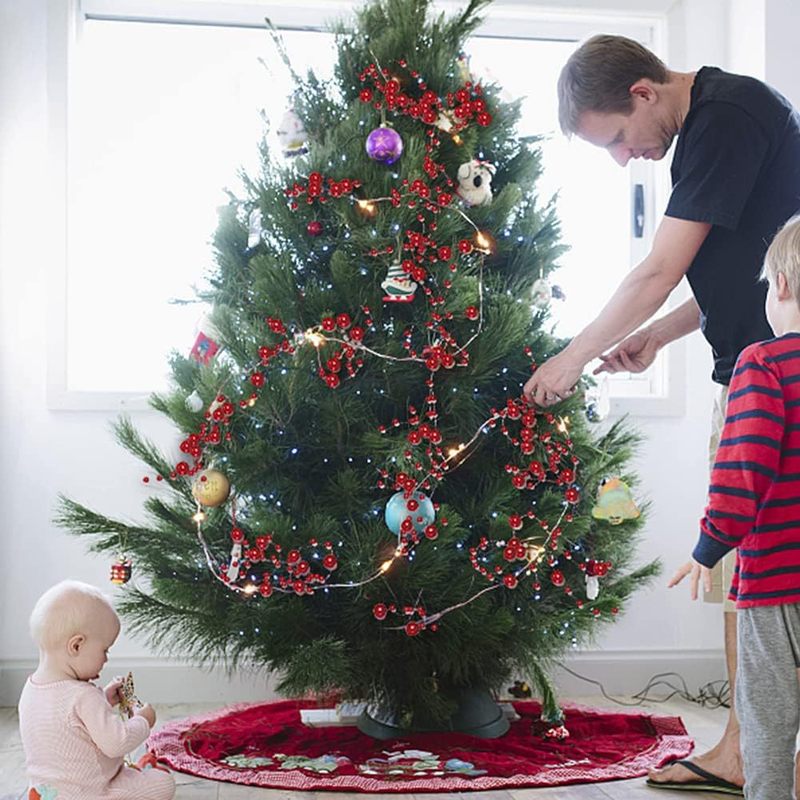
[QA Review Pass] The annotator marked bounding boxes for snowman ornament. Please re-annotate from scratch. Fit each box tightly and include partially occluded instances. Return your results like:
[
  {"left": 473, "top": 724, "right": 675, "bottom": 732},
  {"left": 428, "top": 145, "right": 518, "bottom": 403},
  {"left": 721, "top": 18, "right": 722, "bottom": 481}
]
[
  {"left": 455, "top": 160, "right": 495, "bottom": 207},
  {"left": 276, "top": 109, "right": 309, "bottom": 157}
]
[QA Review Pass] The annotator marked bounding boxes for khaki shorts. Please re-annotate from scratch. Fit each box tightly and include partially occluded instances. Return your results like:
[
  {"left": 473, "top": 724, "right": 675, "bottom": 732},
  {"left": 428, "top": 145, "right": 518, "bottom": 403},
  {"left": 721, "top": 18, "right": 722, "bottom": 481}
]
[{"left": 705, "top": 383, "right": 737, "bottom": 612}]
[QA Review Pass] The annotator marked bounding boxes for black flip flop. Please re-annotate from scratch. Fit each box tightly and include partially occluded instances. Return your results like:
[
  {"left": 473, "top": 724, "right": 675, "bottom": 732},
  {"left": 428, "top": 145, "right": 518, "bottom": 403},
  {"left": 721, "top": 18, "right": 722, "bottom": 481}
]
[{"left": 646, "top": 759, "right": 744, "bottom": 795}]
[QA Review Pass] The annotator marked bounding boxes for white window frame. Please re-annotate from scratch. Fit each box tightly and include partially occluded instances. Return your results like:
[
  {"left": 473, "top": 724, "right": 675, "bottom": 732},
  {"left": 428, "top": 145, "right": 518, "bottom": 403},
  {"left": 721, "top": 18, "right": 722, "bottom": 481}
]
[{"left": 47, "top": 0, "right": 681, "bottom": 416}]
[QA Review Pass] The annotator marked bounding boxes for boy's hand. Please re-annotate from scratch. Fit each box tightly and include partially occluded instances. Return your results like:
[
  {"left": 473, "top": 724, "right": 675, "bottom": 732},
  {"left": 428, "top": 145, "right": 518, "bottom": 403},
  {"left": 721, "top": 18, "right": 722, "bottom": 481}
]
[
  {"left": 104, "top": 677, "right": 124, "bottom": 706},
  {"left": 668, "top": 558, "right": 713, "bottom": 600},
  {"left": 135, "top": 703, "right": 157, "bottom": 728}
]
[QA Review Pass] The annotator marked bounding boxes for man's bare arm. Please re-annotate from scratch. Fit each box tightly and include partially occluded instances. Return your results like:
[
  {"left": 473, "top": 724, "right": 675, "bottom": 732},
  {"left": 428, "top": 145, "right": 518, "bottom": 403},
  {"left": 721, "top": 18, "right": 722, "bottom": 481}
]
[{"left": 568, "top": 216, "right": 711, "bottom": 364}]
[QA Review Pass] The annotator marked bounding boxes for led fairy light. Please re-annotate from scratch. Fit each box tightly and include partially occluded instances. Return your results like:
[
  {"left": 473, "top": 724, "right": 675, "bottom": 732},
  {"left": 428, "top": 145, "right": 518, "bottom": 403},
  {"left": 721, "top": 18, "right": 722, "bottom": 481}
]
[{"left": 169, "top": 47, "right": 584, "bottom": 620}]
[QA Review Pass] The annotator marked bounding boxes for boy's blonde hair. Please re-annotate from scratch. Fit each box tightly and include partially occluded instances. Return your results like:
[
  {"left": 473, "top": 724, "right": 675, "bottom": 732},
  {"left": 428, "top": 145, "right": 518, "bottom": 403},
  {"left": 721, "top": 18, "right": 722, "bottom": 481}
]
[
  {"left": 29, "top": 580, "right": 117, "bottom": 649},
  {"left": 762, "top": 215, "right": 800, "bottom": 303}
]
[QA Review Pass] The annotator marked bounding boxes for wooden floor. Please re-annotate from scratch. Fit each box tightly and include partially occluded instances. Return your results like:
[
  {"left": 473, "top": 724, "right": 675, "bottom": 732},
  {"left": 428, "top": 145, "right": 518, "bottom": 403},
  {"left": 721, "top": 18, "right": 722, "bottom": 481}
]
[{"left": 0, "top": 696, "right": 729, "bottom": 799}]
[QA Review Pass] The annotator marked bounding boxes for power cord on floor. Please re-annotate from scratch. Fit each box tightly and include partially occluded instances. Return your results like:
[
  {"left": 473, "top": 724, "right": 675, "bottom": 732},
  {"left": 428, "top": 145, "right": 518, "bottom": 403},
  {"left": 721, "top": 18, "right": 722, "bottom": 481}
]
[{"left": 555, "top": 662, "right": 731, "bottom": 709}]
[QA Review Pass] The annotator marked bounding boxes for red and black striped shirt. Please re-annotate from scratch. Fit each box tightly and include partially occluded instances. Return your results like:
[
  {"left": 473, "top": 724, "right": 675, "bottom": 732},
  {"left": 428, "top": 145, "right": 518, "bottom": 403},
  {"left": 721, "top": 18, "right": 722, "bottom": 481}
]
[{"left": 693, "top": 332, "right": 800, "bottom": 607}]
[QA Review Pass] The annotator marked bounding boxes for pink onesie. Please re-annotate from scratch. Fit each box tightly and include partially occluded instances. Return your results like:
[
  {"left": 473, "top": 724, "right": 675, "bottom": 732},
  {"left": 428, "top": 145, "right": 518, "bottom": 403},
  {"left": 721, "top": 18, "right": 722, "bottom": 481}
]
[{"left": 18, "top": 677, "right": 175, "bottom": 800}]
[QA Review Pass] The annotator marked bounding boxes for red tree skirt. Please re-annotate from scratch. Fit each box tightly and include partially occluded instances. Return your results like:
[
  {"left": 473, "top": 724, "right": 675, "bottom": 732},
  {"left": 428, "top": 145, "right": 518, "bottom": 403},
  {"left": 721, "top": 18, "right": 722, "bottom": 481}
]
[{"left": 148, "top": 699, "right": 693, "bottom": 792}]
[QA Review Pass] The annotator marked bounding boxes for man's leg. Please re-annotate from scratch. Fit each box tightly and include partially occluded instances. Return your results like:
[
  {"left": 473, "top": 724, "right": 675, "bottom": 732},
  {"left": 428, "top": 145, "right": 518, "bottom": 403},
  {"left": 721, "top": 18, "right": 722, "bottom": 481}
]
[
  {"left": 648, "top": 383, "right": 744, "bottom": 789},
  {"left": 647, "top": 609, "right": 744, "bottom": 788}
]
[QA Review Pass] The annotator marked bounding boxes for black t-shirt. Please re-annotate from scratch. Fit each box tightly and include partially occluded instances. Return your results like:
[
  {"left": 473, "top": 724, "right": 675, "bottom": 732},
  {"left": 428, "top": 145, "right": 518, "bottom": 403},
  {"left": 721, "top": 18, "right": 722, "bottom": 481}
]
[{"left": 666, "top": 66, "right": 800, "bottom": 384}]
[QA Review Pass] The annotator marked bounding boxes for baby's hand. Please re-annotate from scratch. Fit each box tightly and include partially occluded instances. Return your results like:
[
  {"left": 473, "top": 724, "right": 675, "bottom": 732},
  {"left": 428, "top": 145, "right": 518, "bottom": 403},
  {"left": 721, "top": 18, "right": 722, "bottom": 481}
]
[
  {"left": 135, "top": 703, "right": 157, "bottom": 728},
  {"left": 104, "top": 677, "right": 124, "bottom": 707}
]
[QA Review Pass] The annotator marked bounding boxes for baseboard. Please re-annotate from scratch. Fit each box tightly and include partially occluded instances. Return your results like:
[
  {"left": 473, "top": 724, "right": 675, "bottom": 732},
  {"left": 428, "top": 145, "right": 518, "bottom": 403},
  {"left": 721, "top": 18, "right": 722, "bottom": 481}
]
[{"left": 0, "top": 648, "right": 724, "bottom": 707}]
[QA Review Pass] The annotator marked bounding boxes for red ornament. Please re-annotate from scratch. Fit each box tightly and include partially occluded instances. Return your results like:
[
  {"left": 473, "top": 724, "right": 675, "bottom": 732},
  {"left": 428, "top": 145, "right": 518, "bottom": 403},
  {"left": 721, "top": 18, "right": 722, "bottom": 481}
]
[
  {"left": 464, "top": 305, "right": 479, "bottom": 320},
  {"left": 110, "top": 558, "right": 132, "bottom": 585},
  {"left": 250, "top": 372, "right": 265, "bottom": 388},
  {"left": 458, "top": 239, "right": 473, "bottom": 254},
  {"left": 349, "top": 326, "right": 365, "bottom": 341},
  {"left": 259, "top": 582, "right": 273, "bottom": 597},
  {"left": 321, "top": 317, "right": 337, "bottom": 332},
  {"left": 550, "top": 569, "right": 566, "bottom": 587},
  {"left": 306, "top": 220, "right": 323, "bottom": 237},
  {"left": 325, "top": 374, "right": 340, "bottom": 389},
  {"left": 503, "top": 574, "right": 518, "bottom": 589},
  {"left": 336, "top": 313, "right": 352, "bottom": 329},
  {"left": 405, "top": 620, "right": 423, "bottom": 636},
  {"left": 373, "top": 603, "right": 388, "bottom": 621},
  {"left": 424, "top": 524, "right": 438, "bottom": 540},
  {"left": 230, "top": 528, "right": 244, "bottom": 543}
]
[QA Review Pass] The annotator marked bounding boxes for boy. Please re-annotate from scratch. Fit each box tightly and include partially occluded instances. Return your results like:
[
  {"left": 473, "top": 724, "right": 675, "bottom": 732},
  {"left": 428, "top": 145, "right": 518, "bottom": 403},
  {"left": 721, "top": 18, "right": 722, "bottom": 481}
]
[
  {"left": 672, "top": 215, "right": 800, "bottom": 800},
  {"left": 18, "top": 580, "right": 175, "bottom": 800}
]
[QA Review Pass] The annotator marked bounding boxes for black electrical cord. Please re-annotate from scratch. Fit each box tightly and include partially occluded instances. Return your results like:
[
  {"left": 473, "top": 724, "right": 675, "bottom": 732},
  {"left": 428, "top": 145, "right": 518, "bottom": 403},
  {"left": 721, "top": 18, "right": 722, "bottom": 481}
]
[{"left": 555, "top": 662, "right": 731, "bottom": 709}]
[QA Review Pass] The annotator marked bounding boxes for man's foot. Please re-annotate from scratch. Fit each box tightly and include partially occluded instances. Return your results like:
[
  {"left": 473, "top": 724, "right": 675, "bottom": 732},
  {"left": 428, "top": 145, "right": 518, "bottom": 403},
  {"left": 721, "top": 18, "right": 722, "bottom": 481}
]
[{"left": 647, "top": 743, "right": 744, "bottom": 791}]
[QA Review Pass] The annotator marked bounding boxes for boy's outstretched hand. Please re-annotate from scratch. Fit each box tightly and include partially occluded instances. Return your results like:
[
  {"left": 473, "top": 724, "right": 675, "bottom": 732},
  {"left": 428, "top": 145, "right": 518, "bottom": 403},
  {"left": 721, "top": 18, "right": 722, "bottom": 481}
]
[{"left": 668, "top": 558, "right": 713, "bottom": 600}]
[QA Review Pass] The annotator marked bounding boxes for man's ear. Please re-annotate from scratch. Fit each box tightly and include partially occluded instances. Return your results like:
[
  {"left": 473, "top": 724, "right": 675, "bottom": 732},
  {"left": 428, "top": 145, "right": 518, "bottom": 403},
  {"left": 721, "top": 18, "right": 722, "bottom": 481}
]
[
  {"left": 67, "top": 633, "right": 85, "bottom": 657},
  {"left": 629, "top": 80, "right": 658, "bottom": 104}
]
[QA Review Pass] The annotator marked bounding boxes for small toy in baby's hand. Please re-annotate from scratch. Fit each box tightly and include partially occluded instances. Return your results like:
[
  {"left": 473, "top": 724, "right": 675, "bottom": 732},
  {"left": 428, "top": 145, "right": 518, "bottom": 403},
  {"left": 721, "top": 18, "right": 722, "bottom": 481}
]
[{"left": 117, "top": 672, "right": 143, "bottom": 719}]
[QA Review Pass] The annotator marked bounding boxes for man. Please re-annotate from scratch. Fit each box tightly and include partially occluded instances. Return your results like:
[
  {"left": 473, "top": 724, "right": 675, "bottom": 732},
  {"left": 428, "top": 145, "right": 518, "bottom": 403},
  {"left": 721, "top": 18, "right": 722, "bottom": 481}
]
[{"left": 524, "top": 34, "right": 800, "bottom": 793}]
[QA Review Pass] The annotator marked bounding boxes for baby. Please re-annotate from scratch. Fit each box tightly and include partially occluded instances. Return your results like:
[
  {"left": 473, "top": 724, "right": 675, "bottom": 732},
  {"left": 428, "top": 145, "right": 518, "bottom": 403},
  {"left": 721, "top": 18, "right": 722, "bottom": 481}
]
[{"left": 18, "top": 580, "right": 175, "bottom": 800}]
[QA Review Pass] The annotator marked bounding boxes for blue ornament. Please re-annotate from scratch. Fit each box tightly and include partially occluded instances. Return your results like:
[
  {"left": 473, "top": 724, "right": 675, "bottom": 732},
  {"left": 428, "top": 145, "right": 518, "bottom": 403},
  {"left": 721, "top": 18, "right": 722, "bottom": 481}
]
[{"left": 384, "top": 490, "right": 435, "bottom": 535}]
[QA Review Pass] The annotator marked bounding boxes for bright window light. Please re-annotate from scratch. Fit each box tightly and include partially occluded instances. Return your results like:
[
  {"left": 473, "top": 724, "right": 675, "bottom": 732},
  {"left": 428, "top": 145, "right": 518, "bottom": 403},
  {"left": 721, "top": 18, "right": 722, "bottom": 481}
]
[
  {"left": 69, "top": 21, "right": 335, "bottom": 392},
  {"left": 467, "top": 38, "right": 631, "bottom": 340},
  {"left": 68, "top": 22, "right": 640, "bottom": 394}
]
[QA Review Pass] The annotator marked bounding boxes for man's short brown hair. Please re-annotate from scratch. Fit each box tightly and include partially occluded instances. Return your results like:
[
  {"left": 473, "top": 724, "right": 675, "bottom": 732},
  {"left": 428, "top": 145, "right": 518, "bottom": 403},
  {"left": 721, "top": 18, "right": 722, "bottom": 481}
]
[{"left": 558, "top": 34, "right": 669, "bottom": 136}]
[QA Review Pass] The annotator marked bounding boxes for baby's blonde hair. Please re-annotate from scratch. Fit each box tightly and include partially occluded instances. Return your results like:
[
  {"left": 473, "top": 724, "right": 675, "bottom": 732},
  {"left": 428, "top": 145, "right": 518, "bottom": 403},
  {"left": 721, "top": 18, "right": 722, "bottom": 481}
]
[
  {"left": 762, "top": 216, "right": 800, "bottom": 305},
  {"left": 29, "top": 580, "right": 117, "bottom": 649}
]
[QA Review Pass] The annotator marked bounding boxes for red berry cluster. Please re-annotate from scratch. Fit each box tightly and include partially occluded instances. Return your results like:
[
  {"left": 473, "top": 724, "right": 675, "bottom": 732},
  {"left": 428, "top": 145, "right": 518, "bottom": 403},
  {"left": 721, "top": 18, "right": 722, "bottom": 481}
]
[
  {"left": 156, "top": 318, "right": 294, "bottom": 485},
  {"left": 446, "top": 85, "right": 493, "bottom": 128},
  {"left": 285, "top": 172, "right": 362, "bottom": 210},
  {"left": 316, "top": 307, "right": 371, "bottom": 389},
  {"left": 357, "top": 58, "right": 492, "bottom": 131},
  {"left": 224, "top": 530, "right": 339, "bottom": 597},
  {"left": 498, "top": 399, "right": 580, "bottom": 508},
  {"left": 583, "top": 559, "right": 612, "bottom": 578},
  {"left": 372, "top": 600, "right": 438, "bottom": 636}
]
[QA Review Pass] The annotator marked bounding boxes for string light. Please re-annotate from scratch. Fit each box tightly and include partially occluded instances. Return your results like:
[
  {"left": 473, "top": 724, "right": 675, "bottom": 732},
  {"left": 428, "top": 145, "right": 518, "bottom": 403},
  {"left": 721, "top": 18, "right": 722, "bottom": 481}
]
[
  {"left": 304, "top": 329, "right": 326, "bottom": 348},
  {"left": 474, "top": 230, "right": 496, "bottom": 254},
  {"left": 356, "top": 199, "right": 378, "bottom": 217}
]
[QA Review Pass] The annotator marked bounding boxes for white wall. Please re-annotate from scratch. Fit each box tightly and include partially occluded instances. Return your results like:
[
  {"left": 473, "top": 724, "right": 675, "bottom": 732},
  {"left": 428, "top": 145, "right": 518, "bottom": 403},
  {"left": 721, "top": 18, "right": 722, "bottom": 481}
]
[{"left": 3, "top": 0, "right": 799, "bottom": 706}]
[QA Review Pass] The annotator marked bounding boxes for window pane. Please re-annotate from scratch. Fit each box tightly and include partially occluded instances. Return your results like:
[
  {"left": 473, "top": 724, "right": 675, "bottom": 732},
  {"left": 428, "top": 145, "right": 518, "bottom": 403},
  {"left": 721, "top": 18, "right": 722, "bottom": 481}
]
[
  {"left": 466, "top": 38, "right": 632, "bottom": 339},
  {"left": 68, "top": 21, "right": 336, "bottom": 392},
  {"left": 69, "top": 23, "right": 638, "bottom": 393}
]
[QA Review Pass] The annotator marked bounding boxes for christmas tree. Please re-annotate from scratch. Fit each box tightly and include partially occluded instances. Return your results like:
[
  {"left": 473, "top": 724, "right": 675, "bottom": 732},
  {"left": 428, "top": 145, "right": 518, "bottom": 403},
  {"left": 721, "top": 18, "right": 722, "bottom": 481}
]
[{"left": 59, "top": 0, "right": 656, "bottom": 736}]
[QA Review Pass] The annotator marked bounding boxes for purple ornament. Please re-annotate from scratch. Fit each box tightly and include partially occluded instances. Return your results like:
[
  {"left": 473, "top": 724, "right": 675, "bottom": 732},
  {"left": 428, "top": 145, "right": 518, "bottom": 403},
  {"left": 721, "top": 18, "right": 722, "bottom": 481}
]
[{"left": 365, "top": 126, "right": 404, "bottom": 165}]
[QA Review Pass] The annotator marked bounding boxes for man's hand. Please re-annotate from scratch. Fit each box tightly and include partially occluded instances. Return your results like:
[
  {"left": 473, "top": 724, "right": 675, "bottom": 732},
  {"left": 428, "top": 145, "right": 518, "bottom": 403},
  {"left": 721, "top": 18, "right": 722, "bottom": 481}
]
[
  {"left": 523, "top": 350, "right": 582, "bottom": 406},
  {"left": 135, "top": 703, "right": 157, "bottom": 728},
  {"left": 104, "top": 677, "right": 124, "bottom": 707},
  {"left": 668, "top": 558, "right": 713, "bottom": 600},
  {"left": 594, "top": 329, "right": 661, "bottom": 375}
]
